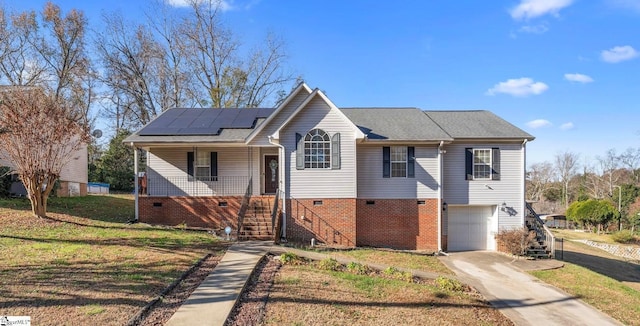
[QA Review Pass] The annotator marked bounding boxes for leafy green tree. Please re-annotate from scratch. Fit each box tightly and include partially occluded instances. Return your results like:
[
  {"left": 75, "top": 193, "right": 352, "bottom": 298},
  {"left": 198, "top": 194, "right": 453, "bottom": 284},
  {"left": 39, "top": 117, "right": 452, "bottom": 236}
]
[
  {"left": 98, "top": 130, "right": 135, "bottom": 192},
  {"left": 566, "top": 199, "right": 617, "bottom": 233}
]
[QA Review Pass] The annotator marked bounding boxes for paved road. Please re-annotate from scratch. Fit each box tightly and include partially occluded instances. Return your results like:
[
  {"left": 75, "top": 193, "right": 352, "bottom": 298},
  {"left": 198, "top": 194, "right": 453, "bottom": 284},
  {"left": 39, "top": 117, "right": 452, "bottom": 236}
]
[{"left": 439, "top": 252, "right": 622, "bottom": 326}]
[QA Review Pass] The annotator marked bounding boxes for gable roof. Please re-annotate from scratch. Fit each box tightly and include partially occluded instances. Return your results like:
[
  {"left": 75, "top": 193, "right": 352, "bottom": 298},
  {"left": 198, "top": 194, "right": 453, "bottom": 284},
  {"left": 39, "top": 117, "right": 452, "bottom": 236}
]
[
  {"left": 425, "top": 110, "right": 534, "bottom": 140},
  {"left": 245, "top": 82, "right": 313, "bottom": 142},
  {"left": 341, "top": 108, "right": 453, "bottom": 142},
  {"left": 270, "top": 89, "right": 365, "bottom": 140}
]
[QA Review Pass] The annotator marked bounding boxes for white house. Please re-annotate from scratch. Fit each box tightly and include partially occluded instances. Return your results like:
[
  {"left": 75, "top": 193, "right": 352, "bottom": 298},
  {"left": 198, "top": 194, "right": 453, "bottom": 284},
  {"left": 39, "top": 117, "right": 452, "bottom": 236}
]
[{"left": 125, "top": 83, "right": 534, "bottom": 251}]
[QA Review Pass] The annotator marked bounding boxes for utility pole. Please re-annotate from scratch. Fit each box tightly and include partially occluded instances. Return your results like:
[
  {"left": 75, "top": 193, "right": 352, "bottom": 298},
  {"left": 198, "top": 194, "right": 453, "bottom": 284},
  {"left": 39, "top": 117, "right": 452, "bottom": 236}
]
[{"left": 614, "top": 185, "right": 622, "bottom": 231}]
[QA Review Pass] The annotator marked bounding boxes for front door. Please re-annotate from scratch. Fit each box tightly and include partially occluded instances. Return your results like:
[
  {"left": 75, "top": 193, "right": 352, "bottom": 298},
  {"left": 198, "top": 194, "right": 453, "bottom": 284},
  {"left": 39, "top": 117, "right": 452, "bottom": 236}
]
[{"left": 264, "top": 155, "right": 279, "bottom": 194}]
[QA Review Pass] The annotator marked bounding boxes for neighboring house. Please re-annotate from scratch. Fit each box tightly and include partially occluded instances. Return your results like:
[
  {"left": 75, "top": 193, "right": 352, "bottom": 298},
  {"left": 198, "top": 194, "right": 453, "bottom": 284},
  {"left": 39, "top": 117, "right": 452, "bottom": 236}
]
[
  {"left": 125, "top": 83, "right": 534, "bottom": 252},
  {"left": 0, "top": 145, "right": 88, "bottom": 197}
]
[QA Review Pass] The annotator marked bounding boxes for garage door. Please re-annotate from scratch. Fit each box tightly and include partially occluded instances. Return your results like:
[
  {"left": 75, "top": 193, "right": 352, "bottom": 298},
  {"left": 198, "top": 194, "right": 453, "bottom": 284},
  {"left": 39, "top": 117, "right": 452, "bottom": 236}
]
[{"left": 447, "top": 206, "right": 494, "bottom": 251}]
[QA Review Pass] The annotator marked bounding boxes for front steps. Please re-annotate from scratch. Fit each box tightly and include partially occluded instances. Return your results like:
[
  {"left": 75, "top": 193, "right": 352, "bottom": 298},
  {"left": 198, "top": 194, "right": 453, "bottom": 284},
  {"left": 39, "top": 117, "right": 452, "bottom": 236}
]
[{"left": 238, "top": 197, "right": 275, "bottom": 241}]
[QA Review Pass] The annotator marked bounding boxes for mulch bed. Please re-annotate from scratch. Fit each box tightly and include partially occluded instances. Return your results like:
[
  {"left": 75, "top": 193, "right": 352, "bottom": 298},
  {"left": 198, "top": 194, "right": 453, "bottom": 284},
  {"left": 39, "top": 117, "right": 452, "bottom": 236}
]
[{"left": 225, "top": 255, "right": 281, "bottom": 326}]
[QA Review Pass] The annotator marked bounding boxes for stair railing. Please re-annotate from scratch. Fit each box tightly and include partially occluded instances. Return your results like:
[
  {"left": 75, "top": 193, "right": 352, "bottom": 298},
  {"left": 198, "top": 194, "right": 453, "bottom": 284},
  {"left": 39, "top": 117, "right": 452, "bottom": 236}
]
[
  {"left": 525, "top": 202, "right": 555, "bottom": 258},
  {"left": 271, "top": 188, "right": 282, "bottom": 244},
  {"left": 236, "top": 177, "right": 252, "bottom": 239}
]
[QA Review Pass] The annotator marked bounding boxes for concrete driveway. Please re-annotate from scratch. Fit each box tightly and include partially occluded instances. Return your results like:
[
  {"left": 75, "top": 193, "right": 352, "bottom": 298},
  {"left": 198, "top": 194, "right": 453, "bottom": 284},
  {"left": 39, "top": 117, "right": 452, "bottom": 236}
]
[{"left": 438, "top": 251, "right": 622, "bottom": 326}]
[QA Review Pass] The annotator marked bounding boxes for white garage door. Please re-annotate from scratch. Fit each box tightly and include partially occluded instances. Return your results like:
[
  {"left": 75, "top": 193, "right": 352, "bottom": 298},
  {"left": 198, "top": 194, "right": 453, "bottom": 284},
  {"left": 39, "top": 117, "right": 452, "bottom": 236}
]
[{"left": 447, "top": 206, "right": 494, "bottom": 251}]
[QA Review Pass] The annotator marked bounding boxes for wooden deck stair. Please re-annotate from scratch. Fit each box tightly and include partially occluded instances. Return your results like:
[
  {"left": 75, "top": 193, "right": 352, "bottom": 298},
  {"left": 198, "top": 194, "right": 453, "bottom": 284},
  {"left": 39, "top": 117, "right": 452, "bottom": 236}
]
[{"left": 239, "top": 197, "right": 275, "bottom": 241}]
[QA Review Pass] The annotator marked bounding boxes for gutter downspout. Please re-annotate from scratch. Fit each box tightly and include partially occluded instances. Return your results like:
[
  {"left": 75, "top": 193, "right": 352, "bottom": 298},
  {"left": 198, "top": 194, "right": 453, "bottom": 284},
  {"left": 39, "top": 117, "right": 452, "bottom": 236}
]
[
  {"left": 437, "top": 141, "right": 444, "bottom": 253},
  {"left": 268, "top": 136, "right": 286, "bottom": 238},
  {"left": 132, "top": 143, "right": 139, "bottom": 222},
  {"left": 522, "top": 139, "right": 528, "bottom": 227}
]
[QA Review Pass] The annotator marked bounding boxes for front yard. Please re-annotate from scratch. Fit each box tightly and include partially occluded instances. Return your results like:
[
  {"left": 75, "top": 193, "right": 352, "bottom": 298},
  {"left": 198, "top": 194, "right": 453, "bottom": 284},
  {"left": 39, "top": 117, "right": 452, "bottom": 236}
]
[{"left": 0, "top": 195, "right": 227, "bottom": 325}]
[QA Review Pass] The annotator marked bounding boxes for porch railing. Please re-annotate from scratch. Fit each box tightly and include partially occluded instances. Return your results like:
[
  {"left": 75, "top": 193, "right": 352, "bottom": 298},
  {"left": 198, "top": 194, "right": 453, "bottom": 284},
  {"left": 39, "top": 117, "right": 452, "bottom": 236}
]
[
  {"left": 525, "top": 202, "right": 556, "bottom": 258},
  {"left": 147, "top": 176, "right": 249, "bottom": 197}
]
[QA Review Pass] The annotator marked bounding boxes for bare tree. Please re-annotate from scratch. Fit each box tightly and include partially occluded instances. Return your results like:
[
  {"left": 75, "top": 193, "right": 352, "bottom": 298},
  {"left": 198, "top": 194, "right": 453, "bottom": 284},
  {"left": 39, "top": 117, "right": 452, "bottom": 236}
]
[
  {"left": 596, "top": 149, "right": 622, "bottom": 196},
  {"left": 0, "top": 87, "right": 89, "bottom": 217},
  {"left": 620, "top": 147, "right": 640, "bottom": 185},
  {"left": 581, "top": 160, "right": 607, "bottom": 199},
  {"left": 526, "top": 161, "right": 555, "bottom": 201},
  {"left": 178, "top": 0, "right": 293, "bottom": 107},
  {"left": 0, "top": 2, "right": 94, "bottom": 127},
  {"left": 554, "top": 151, "right": 580, "bottom": 208}
]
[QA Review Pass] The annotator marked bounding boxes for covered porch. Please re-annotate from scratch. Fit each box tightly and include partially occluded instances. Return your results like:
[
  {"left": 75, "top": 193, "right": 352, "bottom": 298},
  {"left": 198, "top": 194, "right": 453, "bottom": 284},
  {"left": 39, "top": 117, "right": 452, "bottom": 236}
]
[{"left": 132, "top": 144, "right": 283, "bottom": 233}]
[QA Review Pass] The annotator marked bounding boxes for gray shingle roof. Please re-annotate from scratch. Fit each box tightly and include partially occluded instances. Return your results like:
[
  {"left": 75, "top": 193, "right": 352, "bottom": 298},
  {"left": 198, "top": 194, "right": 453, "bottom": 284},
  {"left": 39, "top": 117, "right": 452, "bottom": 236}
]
[
  {"left": 425, "top": 110, "right": 534, "bottom": 140},
  {"left": 340, "top": 108, "right": 453, "bottom": 141}
]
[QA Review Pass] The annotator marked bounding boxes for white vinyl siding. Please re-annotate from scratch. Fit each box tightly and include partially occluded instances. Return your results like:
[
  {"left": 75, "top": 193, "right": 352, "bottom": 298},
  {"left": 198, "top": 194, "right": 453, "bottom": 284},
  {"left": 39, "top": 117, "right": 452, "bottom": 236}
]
[
  {"left": 442, "top": 143, "right": 525, "bottom": 230},
  {"left": 282, "top": 96, "right": 357, "bottom": 198},
  {"left": 357, "top": 145, "right": 439, "bottom": 199},
  {"left": 147, "top": 147, "right": 256, "bottom": 196},
  {"left": 1, "top": 145, "right": 88, "bottom": 184},
  {"left": 248, "top": 90, "right": 311, "bottom": 146}
]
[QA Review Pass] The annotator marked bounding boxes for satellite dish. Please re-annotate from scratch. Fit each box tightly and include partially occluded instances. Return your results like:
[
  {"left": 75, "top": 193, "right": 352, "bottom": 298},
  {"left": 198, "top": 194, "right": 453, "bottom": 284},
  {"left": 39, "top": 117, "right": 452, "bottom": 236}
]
[{"left": 92, "top": 129, "right": 103, "bottom": 138}]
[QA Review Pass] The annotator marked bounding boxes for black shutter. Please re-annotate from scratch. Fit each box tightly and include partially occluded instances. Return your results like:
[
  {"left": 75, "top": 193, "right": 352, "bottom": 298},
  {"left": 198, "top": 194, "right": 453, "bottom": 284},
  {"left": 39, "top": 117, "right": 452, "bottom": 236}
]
[
  {"left": 187, "top": 151, "right": 194, "bottom": 179},
  {"left": 407, "top": 146, "right": 415, "bottom": 178},
  {"left": 211, "top": 152, "right": 218, "bottom": 180},
  {"left": 296, "top": 133, "right": 304, "bottom": 170},
  {"left": 383, "top": 146, "right": 390, "bottom": 178},
  {"left": 331, "top": 133, "right": 340, "bottom": 170},
  {"left": 465, "top": 148, "right": 473, "bottom": 180},
  {"left": 491, "top": 148, "right": 500, "bottom": 180}
]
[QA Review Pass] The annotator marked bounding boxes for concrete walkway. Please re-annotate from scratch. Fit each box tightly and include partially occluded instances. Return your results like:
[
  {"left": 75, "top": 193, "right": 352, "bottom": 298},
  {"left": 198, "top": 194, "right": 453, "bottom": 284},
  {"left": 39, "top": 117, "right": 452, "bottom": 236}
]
[
  {"left": 439, "top": 251, "right": 622, "bottom": 326},
  {"left": 165, "top": 241, "right": 272, "bottom": 326}
]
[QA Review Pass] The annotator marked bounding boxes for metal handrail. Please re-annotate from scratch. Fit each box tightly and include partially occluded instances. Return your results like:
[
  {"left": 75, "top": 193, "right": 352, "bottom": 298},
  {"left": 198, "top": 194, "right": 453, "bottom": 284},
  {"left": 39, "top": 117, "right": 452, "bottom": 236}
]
[
  {"left": 271, "top": 188, "right": 280, "bottom": 234},
  {"left": 526, "top": 202, "right": 556, "bottom": 258},
  {"left": 236, "top": 177, "right": 252, "bottom": 239}
]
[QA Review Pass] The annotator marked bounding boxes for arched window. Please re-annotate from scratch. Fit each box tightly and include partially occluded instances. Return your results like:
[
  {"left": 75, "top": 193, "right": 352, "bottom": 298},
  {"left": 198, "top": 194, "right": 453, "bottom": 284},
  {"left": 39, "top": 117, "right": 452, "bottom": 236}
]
[{"left": 304, "top": 128, "right": 331, "bottom": 168}]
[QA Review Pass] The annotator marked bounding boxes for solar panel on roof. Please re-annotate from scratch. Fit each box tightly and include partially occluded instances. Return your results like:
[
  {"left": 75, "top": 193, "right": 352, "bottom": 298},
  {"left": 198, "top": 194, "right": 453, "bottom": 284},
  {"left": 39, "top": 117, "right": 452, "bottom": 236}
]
[{"left": 231, "top": 109, "right": 258, "bottom": 128}]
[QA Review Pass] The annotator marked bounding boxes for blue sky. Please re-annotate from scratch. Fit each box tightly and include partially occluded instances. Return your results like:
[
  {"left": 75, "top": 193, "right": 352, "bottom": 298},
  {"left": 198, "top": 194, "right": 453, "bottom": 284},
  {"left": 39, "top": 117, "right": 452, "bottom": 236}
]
[{"left": 11, "top": 0, "right": 640, "bottom": 166}]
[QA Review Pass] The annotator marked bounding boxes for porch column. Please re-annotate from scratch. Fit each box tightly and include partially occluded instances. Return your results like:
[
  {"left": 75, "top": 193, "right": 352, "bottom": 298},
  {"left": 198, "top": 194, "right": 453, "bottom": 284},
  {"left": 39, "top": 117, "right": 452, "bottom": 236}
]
[{"left": 133, "top": 144, "right": 139, "bottom": 221}]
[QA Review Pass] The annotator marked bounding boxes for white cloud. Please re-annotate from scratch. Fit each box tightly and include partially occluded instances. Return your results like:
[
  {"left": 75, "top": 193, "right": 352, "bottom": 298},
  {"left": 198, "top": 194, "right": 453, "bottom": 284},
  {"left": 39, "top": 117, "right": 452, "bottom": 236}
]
[
  {"left": 519, "top": 24, "right": 550, "bottom": 34},
  {"left": 601, "top": 45, "right": 639, "bottom": 63},
  {"left": 510, "top": 0, "right": 574, "bottom": 20},
  {"left": 526, "top": 119, "right": 553, "bottom": 129},
  {"left": 564, "top": 73, "right": 594, "bottom": 83},
  {"left": 166, "top": 0, "right": 234, "bottom": 11},
  {"left": 560, "top": 122, "right": 574, "bottom": 130},
  {"left": 486, "top": 78, "right": 549, "bottom": 97}
]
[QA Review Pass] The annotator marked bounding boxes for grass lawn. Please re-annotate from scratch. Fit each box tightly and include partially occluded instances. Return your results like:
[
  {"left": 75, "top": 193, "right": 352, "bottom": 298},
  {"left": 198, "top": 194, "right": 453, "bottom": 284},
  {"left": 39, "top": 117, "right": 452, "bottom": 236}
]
[
  {"left": 531, "top": 262, "right": 640, "bottom": 326},
  {"left": 262, "top": 261, "right": 512, "bottom": 325},
  {"left": 303, "top": 247, "right": 454, "bottom": 275},
  {"left": 0, "top": 194, "right": 228, "bottom": 325}
]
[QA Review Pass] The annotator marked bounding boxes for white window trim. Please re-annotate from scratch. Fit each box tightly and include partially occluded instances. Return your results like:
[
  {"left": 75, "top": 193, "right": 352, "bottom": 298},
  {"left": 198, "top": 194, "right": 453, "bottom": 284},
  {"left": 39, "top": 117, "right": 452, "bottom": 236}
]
[
  {"left": 473, "top": 148, "right": 492, "bottom": 180},
  {"left": 304, "top": 129, "right": 331, "bottom": 169},
  {"left": 195, "top": 151, "right": 211, "bottom": 180},
  {"left": 390, "top": 146, "right": 408, "bottom": 178}
]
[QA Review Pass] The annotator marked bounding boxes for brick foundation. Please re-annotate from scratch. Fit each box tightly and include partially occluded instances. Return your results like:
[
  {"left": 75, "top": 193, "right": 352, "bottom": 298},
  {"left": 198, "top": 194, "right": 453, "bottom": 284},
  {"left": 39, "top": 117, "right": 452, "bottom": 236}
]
[
  {"left": 356, "top": 199, "right": 439, "bottom": 251},
  {"left": 139, "top": 196, "right": 243, "bottom": 230},
  {"left": 286, "top": 198, "right": 357, "bottom": 247}
]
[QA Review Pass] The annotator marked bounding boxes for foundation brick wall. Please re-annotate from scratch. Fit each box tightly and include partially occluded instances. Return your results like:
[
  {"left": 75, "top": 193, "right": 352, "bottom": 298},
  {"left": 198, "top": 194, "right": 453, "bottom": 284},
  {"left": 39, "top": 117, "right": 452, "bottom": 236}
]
[
  {"left": 139, "top": 196, "right": 243, "bottom": 230},
  {"left": 356, "top": 198, "right": 439, "bottom": 251},
  {"left": 286, "top": 198, "right": 357, "bottom": 247}
]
